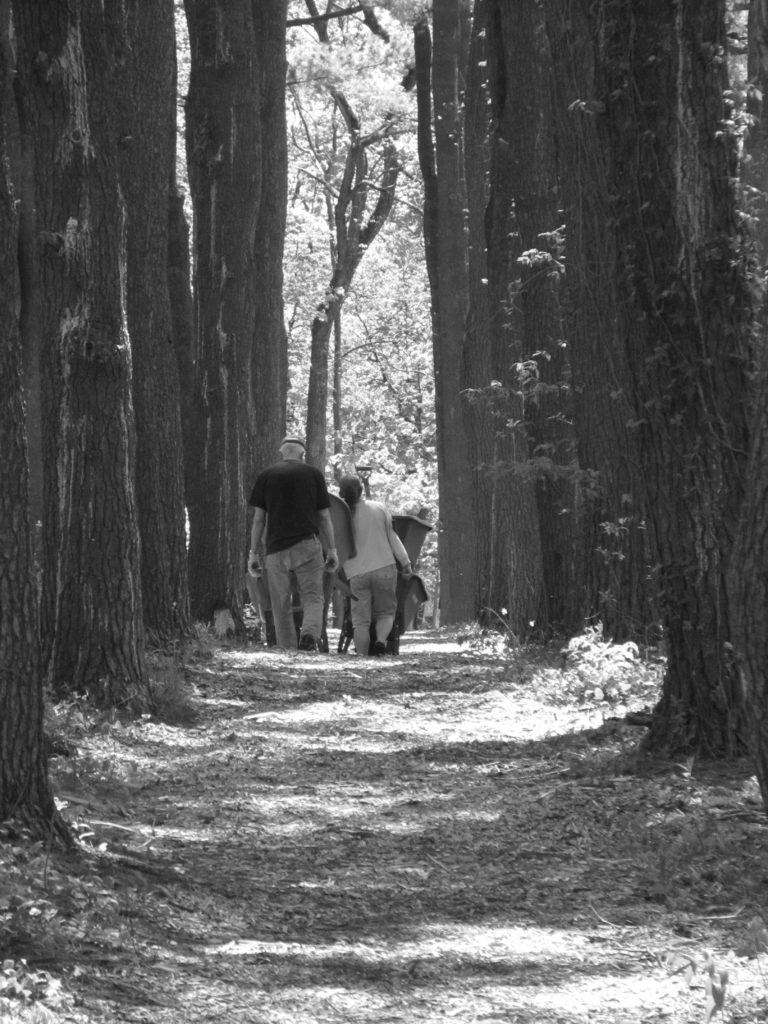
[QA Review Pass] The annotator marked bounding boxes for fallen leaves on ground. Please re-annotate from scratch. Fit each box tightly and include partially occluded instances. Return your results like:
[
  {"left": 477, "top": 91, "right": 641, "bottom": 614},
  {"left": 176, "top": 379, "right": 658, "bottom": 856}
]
[{"left": 2, "top": 628, "right": 768, "bottom": 1024}]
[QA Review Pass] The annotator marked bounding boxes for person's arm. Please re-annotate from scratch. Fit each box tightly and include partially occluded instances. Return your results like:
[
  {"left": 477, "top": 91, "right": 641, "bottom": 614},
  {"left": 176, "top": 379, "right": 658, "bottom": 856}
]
[
  {"left": 385, "top": 512, "right": 413, "bottom": 576},
  {"left": 248, "top": 507, "right": 267, "bottom": 576},
  {"left": 317, "top": 507, "right": 338, "bottom": 571}
]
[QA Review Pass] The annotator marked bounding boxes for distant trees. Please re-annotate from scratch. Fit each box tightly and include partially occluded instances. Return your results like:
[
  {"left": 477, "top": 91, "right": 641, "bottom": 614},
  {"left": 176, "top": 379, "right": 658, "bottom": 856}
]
[
  {"left": 304, "top": 90, "right": 400, "bottom": 469},
  {"left": 283, "top": 6, "right": 433, "bottom": 503}
]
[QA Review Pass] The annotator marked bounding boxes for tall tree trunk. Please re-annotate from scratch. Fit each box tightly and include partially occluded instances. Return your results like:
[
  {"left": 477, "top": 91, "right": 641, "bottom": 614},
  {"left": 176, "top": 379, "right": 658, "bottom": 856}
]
[
  {"left": 415, "top": 3, "right": 477, "bottom": 625},
  {"left": 4, "top": 2, "right": 43, "bottom": 561},
  {"left": 184, "top": 0, "right": 263, "bottom": 625},
  {"left": 14, "top": 0, "right": 149, "bottom": 708},
  {"left": 332, "top": 313, "right": 344, "bottom": 465},
  {"left": 117, "top": 0, "right": 191, "bottom": 639},
  {"left": 248, "top": 0, "right": 288, "bottom": 485},
  {"left": 728, "top": 342, "right": 768, "bottom": 804},
  {"left": 746, "top": 0, "right": 768, "bottom": 265},
  {"left": 544, "top": 0, "right": 657, "bottom": 640},
  {"left": 480, "top": 0, "right": 552, "bottom": 635},
  {"left": 593, "top": 0, "right": 752, "bottom": 755},
  {"left": 501, "top": 0, "right": 576, "bottom": 635},
  {"left": 463, "top": 1, "right": 495, "bottom": 623},
  {"left": 168, "top": 187, "right": 196, "bottom": 512},
  {"left": 0, "top": 4, "right": 68, "bottom": 843},
  {"left": 725, "top": 0, "right": 768, "bottom": 809}
]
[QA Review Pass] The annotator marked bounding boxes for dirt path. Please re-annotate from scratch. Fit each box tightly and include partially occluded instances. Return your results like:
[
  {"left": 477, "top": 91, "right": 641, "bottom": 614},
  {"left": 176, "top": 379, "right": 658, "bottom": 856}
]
[{"left": 11, "top": 631, "right": 768, "bottom": 1023}]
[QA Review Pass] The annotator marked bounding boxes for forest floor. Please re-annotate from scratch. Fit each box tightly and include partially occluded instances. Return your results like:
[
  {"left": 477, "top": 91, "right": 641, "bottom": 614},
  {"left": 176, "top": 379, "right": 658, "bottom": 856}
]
[{"left": 3, "top": 626, "right": 768, "bottom": 1024}]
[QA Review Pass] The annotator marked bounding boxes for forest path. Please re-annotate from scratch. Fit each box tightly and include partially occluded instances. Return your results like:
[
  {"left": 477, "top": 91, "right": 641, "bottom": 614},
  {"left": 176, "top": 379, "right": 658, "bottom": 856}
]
[{"left": 30, "top": 631, "right": 768, "bottom": 1023}]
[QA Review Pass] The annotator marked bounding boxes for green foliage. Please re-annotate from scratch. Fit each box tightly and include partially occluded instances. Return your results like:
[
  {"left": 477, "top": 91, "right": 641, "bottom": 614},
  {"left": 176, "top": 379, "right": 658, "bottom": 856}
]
[
  {"left": 284, "top": 6, "right": 437, "bottom": 518},
  {"left": 562, "top": 622, "right": 662, "bottom": 705},
  {"left": 0, "top": 960, "right": 72, "bottom": 1020}
]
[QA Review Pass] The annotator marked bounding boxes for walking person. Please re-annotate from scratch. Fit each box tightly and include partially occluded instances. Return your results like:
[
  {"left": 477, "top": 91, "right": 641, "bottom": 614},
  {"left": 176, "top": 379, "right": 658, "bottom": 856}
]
[
  {"left": 338, "top": 474, "right": 412, "bottom": 656},
  {"left": 247, "top": 437, "right": 339, "bottom": 651}
]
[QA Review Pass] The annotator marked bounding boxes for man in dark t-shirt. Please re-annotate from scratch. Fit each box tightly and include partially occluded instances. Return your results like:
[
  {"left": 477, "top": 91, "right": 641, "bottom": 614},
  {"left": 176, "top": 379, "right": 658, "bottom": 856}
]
[{"left": 247, "top": 437, "right": 338, "bottom": 651}]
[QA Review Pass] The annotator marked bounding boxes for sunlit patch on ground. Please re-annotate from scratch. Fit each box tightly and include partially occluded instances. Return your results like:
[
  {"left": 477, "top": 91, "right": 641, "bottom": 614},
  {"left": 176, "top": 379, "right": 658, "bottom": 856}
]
[{"left": 6, "top": 630, "right": 765, "bottom": 1023}]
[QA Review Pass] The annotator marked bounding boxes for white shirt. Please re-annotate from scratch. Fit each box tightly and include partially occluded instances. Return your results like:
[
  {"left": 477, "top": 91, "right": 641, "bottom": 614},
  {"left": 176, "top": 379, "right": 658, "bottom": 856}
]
[{"left": 342, "top": 499, "right": 410, "bottom": 578}]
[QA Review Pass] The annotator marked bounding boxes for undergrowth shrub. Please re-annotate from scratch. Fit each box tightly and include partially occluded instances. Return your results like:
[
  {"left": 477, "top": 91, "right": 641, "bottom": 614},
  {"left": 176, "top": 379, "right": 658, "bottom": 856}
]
[
  {"left": 561, "top": 622, "right": 663, "bottom": 708},
  {"left": 147, "top": 653, "right": 198, "bottom": 725}
]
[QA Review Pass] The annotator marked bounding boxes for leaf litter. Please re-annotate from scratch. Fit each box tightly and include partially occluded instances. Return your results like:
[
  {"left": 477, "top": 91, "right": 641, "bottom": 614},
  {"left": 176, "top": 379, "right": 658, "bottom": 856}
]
[{"left": 3, "top": 627, "right": 768, "bottom": 1023}]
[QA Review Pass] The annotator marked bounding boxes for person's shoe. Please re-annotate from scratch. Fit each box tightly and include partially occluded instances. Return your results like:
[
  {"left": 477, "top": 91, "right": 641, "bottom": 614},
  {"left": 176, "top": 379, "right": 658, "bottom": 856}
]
[
  {"left": 372, "top": 640, "right": 387, "bottom": 657},
  {"left": 298, "top": 633, "right": 318, "bottom": 652}
]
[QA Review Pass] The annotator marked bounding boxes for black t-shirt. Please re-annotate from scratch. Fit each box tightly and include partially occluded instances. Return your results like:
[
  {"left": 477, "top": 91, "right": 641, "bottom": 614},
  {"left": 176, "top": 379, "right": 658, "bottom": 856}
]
[{"left": 249, "top": 460, "right": 331, "bottom": 554}]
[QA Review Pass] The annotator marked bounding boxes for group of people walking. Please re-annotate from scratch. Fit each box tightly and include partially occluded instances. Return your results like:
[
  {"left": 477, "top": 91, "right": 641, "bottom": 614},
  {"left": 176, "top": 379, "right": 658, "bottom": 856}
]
[{"left": 247, "top": 436, "right": 412, "bottom": 655}]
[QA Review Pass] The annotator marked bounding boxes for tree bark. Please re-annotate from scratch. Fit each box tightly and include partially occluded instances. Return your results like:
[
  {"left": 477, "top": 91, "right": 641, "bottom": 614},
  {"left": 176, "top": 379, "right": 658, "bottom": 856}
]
[
  {"left": 544, "top": 0, "right": 658, "bottom": 640},
  {"left": 14, "top": 0, "right": 149, "bottom": 708},
  {"left": 481, "top": 0, "right": 555, "bottom": 636},
  {"left": 725, "top": 0, "right": 768, "bottom": 808},
  {"left": 117, "top": 0, "right": 191, "bottom": 639},
  {"left": 248, "top": 1, "right": 289, "bottom": 486},
  {"left": 184, "top": 0, "right": 264, "bottom": 625},
  {"left": 745, "top": 0, "right": 768, "bottom": 265},
  {"left": 168, "top": 188, "right": 196, "bottom": 513},
  {"left": 415, "top": 4, "right": 478, "bottom": 625},
  {"left": 593, "top": 0, "right": 752, "bottom": 755},
  {"left": 0, "top": 5, "right": 68, "bottom": 842},
  {"left": 3, "top": 4, "right": 43, "bottom": 561}
]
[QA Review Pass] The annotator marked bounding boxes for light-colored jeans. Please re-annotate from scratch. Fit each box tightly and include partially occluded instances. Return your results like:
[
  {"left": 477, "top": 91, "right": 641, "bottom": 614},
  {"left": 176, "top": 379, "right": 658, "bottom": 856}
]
[
  {"left": 350, "top": 563, "right": 398, "bottom": 655},
  {"left": 264, "top": 537, "right": 325, "bottom": 649}
]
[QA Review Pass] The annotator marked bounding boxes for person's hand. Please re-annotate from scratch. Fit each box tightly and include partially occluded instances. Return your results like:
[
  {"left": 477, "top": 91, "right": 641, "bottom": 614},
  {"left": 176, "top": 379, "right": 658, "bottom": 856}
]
[
  {"left": 324, "top": 548, "right": 339, "bottom": 573},
  {"left": 400, "top": 561, "right": 413, "bottom": 579},
  {"left": 247, "top": 551, "right": 262, "bottom": 578}
]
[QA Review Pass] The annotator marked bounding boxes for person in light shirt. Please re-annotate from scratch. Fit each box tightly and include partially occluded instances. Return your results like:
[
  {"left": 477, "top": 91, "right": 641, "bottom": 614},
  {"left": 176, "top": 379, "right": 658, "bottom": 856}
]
[{"left": 338, "top": 475, "right": 412, "bottom": 656}]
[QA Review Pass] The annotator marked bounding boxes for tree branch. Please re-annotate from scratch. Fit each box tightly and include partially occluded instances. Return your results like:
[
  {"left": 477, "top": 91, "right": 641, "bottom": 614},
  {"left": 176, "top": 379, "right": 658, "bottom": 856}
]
[
  {"left": 288, "top": 4, "right": 364, "bottom": 29},
  {"left": 288, "top": 2, "right": 390, "bottom": 42}
]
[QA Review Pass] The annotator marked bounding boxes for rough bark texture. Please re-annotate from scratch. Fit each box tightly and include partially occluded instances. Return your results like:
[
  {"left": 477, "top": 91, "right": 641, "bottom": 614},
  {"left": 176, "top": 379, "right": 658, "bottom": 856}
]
[
  {"left": 726, "top": 0, "right": 768, "bottom": 808},
  {"left": 117, "top": 0, "right": 191, "bottom": 639},
  {"left": 543, "top": 0, "right": 658, "bottom": 640},
  {"left": 745, "top": 0, "right": 768, "bottom": 265},
  {"left": 248, "top": 3, "right": 288, "bottom": 485},
  {"left": 481, "top": 0, "right": 553, "bottom": 635},
  {"left": 14, "top": 1, "right": 149, "bottom": 708},
  {"left": 415, "top": 4, "right": 478, "bottom": 626},
  {"left": 593, "top": 0, "right": 752, "bottom": 755},
  {"left": 168, "top": 187, "right": 196, "bottom": 512},
  {"left": 0, "top": 7, "right": 68, "bottom": 842},
  {"left": 728, "top": 341, "right": 768, "bottom": 805},
  {"left": 185, "top": 0, "right": 288, "bottom": 624},
  {"left": 462, "top": 0, "right": 497, "bottom": 623},
  {"left": 184, "top": 0, "right": 263, "bottom": 625},
  {"left": 4, "top": 5, "right": 44, "bottom": 556}
]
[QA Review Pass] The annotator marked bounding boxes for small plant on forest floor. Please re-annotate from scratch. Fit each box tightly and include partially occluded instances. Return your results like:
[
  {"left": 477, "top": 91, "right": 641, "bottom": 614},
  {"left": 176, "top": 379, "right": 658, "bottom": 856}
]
[
  {"left": 628, "top": 801, "right": 757, "bottom": 908},
  {"left": 147, "top": 654, "right": 198, "bottom": 725},
  {"left": 561, "top": 622, "right": 662, "bottom": 706},
  {"left": 664, "top": 949, "right": 729, "bottom": 1023}
]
